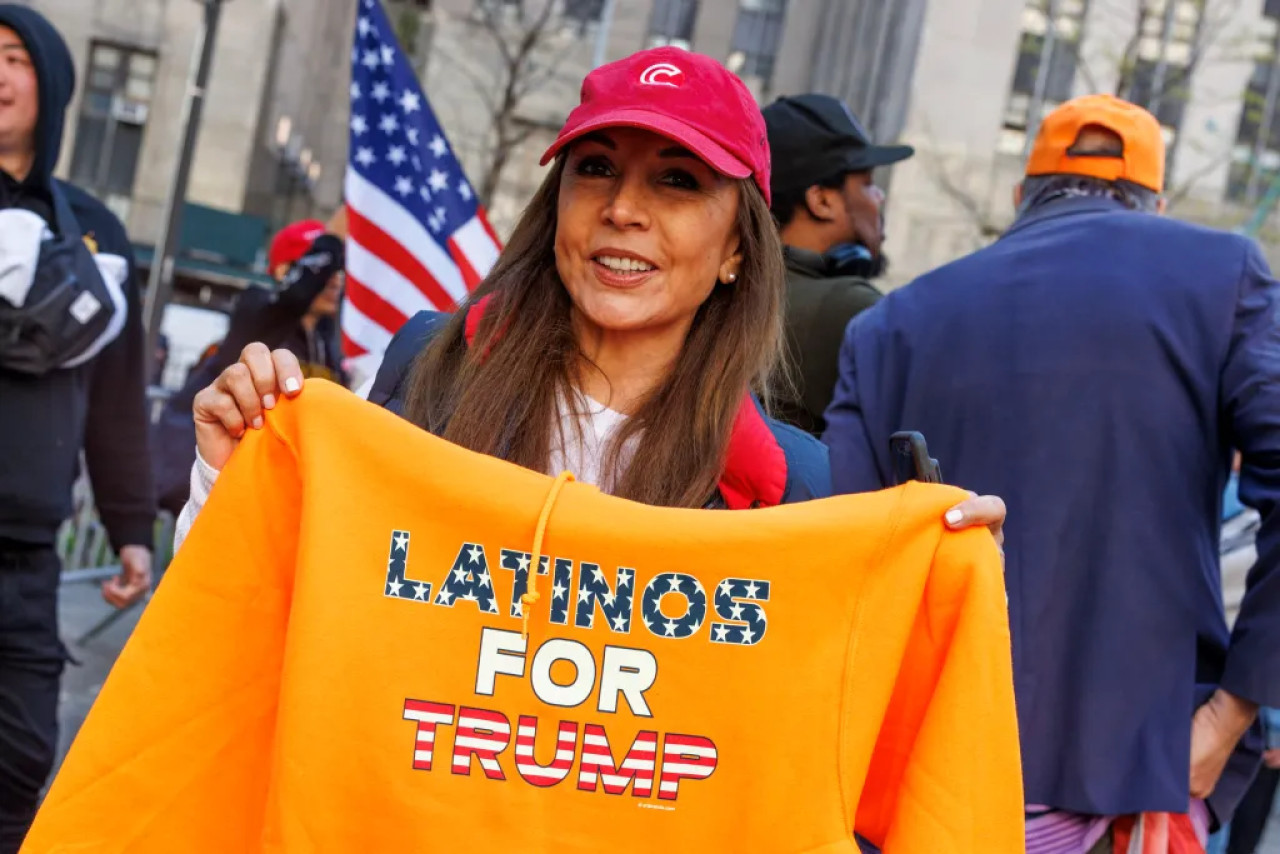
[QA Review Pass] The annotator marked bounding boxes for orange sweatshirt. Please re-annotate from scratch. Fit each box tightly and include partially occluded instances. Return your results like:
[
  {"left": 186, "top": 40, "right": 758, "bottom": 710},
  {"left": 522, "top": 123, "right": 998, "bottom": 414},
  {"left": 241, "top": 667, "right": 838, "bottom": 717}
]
[{"left": 25, "top": 381, "right": 1022, "bottom": 853}]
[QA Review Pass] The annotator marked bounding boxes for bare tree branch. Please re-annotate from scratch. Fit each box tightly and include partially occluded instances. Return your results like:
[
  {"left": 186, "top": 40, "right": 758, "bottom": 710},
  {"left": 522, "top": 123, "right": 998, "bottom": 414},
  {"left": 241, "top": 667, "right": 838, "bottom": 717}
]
[{"left": 1165, "top": 144, "right": 1237, "bottom": 210}]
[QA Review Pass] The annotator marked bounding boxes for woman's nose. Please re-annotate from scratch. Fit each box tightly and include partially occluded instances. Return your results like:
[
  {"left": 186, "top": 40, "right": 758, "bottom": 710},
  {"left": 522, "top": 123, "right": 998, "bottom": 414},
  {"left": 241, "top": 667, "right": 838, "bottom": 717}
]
[{"left": 601, "top": 180, "right": 650, "bottom": 230}]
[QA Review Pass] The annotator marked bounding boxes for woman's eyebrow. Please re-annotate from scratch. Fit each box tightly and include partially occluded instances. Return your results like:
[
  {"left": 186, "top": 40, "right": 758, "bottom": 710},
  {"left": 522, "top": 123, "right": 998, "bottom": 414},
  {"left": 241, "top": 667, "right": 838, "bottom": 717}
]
[
  {"left": 659, "top": 146, "right": 697, "bottom": 159},
  {"left": 577, "top": 131, "right": 616, "bottom": 149}
]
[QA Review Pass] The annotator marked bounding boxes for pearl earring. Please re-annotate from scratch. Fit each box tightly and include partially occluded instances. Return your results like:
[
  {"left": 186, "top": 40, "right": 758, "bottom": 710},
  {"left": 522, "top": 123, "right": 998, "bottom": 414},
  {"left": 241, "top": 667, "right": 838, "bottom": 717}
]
[{"left": 726, "top": 272, "right": 738, "bottom": 283}]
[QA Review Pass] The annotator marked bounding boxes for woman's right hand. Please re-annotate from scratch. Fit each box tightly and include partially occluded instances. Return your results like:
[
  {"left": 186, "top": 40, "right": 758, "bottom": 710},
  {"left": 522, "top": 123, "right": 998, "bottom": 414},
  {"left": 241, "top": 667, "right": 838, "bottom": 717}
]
[{"left": 193, "top": 343, "right": 305, "bottom": 470}]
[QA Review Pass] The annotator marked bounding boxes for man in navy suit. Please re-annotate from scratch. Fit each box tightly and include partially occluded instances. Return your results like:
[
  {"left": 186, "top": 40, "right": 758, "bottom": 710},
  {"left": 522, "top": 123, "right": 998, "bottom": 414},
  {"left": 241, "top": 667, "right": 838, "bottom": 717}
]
[{"left": 824, "top": 94, "right": 1280, "bottom": 852}]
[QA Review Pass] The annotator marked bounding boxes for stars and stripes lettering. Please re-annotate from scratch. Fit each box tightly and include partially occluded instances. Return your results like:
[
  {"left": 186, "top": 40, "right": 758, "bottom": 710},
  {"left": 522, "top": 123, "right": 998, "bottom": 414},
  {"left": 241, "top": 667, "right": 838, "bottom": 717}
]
[
  {"left": 548, "top": 557, "right": 575, "bottom": 626},
  {"left": 576, "top": 725, "right": 658, "bottom": 797},
  {"left": 384, "top": 529, "right": 432, "bottom": 603},
  {"left": 344, "top": 0, "right": 500, "bottom": 371},
  {"left": 402, "top": 699, "right": 455, "bottom": 770},
  {"left": 658, "top": 733, "right": 718, "bottom": 801},
  {"left": 710, "top": 578, "right": 771, "bottom": 646},
  {"left": 640, "top": 572, "right": 708, "bottom": 640},
  {"left": 498, "top": 549, "right": 551, "bottom": 618},
  {"left": 574, "top": 563, "right": 635, "bottom": 633},
  {"left": 514, "top": 717, "right": 578, "bottom": 787},
  {"left": 452, "top": 707, "right": 511, "bottom": 780},
  {"left": 434, "top": 543, "right": 500, "bottom": 614}
]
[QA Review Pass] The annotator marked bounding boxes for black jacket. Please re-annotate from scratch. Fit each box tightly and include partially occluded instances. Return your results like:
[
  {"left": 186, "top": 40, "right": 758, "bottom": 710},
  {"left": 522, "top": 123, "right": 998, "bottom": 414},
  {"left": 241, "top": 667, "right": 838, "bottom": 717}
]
[
  {"left": 775, "top": 247, "right": 882, "bottom": 437},
  {"left": 0, "top": 5, "right": 155, "bottom": 550},
  {"left": 152, "top": 235, "right": 344, "bottom": 515}
]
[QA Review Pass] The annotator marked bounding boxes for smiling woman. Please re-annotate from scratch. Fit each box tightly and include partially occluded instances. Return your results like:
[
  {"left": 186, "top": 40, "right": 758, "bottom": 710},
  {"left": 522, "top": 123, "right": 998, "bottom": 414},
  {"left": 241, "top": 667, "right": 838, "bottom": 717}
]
[{"left": 183, "top": 46, "right": 1007, "bottom": 528}]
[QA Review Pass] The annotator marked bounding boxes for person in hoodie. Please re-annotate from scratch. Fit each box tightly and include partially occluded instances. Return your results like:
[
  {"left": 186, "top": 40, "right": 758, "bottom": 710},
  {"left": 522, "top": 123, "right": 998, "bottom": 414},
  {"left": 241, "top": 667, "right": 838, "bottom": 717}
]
[
  {"left": 0, "top": 7, "right": 154, "bottom": 850},
  {"left": 150, "top": 213, "right": 346, "bottom": 516}
]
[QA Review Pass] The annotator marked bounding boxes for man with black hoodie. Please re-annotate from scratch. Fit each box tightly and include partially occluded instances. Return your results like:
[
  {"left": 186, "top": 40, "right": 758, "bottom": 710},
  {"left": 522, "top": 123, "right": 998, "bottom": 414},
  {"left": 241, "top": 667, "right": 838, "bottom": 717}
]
[{"left": 0, "top": 7, "right": 154, "bottom": 849}]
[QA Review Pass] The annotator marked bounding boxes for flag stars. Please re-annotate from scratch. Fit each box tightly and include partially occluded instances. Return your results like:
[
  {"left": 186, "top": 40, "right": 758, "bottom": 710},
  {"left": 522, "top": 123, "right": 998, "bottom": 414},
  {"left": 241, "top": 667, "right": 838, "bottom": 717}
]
[
  {"left": 381, "top": 45, "right": 395, "bottom": 66},
  {"left": 387, "top": 579, "right": 404, "bottom": 597},
  {"left": 428, "top": 169, "right": 449, "bottom": 193},
  {"left": 617, "top": 569, "right": 632, "bottom": 588},
  {"left": 372, "top": 81, "right": 391, "bottom": 103},
  {"left": 467, "top": 545, "right": 483, "bottom": 564},
  {"left": 412, "top": 156, "right": 422, "bottom": 172},
  {"left": 379, "top": 113, "right": 400, "bottom": 135},
  {"left": 429, "top": 134, "right": 448, "bottom": 158},
  {"left": 740, "top": 626, "right": 756, "bottom": 644},
  {"left": 552, "top": 581, "right": 567, "bottom": 601},
  {"left": 362, "top": 50, "right": 379, "bottom": 70},
  {"left": 393, "top": 532, "right": 409, "bottom": 552},
  {"left": 516, "top": 554, "right": 530, "bottom": 572},
  {"left": 399, "top": 90, "right": 421, "bottom": 114},
  {"left": 351, "top": 115, "right": 369, "bottom": 136},
  {"left": 357, "top": 16, "right": 371, "bottom": 37},
  {"left": 350, "top": 81, "right": 362, "bottom": 100},
  {"left": 406, "top": 127, "right": 420, "bottom": 146},
  {"left": 387, "top": 145, "right": 407, "bottom": 166},
  {"left": 418, "top": 185, "right": 432, "bottom": 203},
  {"left": 394, "top": 176, "right": 414, "bottom": 197},
  {"left": 744, "top": 580, "right": 761, "bottom": 599},
  {"left": 663, "top": 619, "right": 677, "bottom": 637},
  {"left": 413, "top": 582, "right": 429, "bottom": 600},
  {"left": 611, "top": 615, "right": 628, "bottom": 632},
  {"left": 577, "top": 588, "right": 592, "bottom": 604},
  {"left": 355, "top": 147, "right": 375, "bottom": 167}
]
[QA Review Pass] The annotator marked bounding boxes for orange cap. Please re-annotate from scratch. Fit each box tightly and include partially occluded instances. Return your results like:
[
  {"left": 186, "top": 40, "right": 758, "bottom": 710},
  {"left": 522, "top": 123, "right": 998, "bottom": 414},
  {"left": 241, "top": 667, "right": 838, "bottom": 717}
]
[{"left": 1026, "top": 94, "right": 1165, "bottom": 193}]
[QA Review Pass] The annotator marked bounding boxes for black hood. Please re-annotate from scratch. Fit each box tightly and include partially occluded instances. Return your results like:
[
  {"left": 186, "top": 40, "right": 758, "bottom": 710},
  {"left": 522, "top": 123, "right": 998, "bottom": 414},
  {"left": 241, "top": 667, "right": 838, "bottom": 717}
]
[{"left": 0, "top": 4, "right": 75, "bottom": 190}]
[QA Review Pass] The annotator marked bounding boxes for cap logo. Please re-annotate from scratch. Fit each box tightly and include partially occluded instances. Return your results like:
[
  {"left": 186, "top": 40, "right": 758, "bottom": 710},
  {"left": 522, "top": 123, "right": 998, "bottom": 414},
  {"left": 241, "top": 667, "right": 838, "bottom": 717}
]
[{"left": 639, "top": 63, "right": 684, "bottom": 88}]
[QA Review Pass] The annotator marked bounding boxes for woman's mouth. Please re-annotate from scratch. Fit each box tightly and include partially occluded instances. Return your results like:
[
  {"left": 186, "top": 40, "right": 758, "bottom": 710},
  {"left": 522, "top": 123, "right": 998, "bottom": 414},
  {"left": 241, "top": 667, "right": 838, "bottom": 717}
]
[{"left": 591, "top": 253, "right": 657, "bottom": 287}]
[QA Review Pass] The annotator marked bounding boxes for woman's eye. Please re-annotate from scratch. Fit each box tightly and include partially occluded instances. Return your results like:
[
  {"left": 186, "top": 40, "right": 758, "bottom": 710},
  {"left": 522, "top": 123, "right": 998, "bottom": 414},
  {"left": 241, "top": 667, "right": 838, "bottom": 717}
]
[
  {"left": 575, "top": 156, "right": 613, "bottom": 177},
  {"left": 662, "top": 169, "right": 700, "bottom": 191}
]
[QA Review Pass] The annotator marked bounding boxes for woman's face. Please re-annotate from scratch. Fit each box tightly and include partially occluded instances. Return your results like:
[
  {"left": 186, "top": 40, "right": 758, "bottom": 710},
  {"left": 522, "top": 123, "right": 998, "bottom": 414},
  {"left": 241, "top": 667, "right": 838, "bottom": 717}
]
[{"left": 555, "top": 127, "right": 743, "bottom": 341}]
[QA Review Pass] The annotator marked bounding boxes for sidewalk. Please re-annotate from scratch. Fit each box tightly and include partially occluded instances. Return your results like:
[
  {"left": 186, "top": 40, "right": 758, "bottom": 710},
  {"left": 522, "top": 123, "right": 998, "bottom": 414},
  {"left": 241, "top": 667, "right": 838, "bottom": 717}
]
[{"left": 54, "top": 580, "right": 145, "bottom": 770}]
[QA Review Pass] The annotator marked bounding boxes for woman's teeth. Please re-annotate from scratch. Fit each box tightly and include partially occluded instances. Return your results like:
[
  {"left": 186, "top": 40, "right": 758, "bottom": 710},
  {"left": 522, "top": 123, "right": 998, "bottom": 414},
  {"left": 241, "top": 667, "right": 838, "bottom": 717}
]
[{"left": 595, "top": 256, "right": 655, "bottom": 273}]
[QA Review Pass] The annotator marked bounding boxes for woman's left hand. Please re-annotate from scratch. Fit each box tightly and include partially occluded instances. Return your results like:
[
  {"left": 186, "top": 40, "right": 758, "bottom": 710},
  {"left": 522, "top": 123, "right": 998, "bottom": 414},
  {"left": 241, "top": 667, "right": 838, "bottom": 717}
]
[{"left": 943, "top": 493, "right": 1006, "bottom": 549}]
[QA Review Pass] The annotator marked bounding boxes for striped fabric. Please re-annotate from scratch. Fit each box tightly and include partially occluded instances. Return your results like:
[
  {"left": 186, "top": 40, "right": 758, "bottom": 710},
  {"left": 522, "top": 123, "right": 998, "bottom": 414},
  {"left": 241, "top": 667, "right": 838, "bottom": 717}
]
[{"left": 1027, "top": 803, "right": 1209, "bottom": 854}]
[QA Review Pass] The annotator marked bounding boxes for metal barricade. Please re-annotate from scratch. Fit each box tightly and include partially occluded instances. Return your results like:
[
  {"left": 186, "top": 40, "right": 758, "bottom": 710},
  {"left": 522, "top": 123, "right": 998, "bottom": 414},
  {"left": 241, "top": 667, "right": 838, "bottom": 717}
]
[{"left": 58, "top": 384, "right": 177, "bottom": 645}]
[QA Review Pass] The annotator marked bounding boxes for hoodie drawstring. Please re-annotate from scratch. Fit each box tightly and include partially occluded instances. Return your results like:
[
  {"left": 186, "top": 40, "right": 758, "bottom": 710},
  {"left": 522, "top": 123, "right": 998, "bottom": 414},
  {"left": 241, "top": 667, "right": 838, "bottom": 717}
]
[{"left": 522, "top": 470, "right": 575, "bottom": 639}]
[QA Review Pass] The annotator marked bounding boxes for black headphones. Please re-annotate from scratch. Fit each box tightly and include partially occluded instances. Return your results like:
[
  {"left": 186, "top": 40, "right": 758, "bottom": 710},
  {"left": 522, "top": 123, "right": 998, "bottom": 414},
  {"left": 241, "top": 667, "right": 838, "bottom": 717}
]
[{"left": 822, "top": 242, "right": 886, "bottom": 279}]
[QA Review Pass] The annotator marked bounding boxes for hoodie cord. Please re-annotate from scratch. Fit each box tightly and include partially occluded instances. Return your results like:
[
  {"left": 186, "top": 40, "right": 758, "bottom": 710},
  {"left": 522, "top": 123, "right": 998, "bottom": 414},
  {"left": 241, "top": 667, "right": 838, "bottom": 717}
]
[{"left": 522, "top": 470, "right": 575, "bottom": 639}]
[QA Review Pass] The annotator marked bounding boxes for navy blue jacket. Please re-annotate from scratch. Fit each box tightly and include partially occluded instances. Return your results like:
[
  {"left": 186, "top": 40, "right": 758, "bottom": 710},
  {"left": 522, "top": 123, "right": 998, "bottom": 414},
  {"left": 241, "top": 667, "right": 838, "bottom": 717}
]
[
  {"left": 368, "top": 309, "right": 831, "bottom": 508},
  {"left": 823, "top": 197, "right": 1280, "bottom": 822}
]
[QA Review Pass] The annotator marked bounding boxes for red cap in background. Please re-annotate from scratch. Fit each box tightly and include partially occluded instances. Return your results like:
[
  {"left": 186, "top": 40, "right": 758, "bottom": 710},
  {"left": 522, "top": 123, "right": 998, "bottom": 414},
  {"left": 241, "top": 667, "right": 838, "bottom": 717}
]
[{"left": 268, "top": 220, "right": 327, "bottom": 272}]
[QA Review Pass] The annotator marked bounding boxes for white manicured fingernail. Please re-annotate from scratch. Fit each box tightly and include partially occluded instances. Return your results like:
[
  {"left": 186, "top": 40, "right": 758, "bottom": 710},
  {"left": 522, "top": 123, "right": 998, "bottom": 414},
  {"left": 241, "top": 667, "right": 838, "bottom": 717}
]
[
  {"left": 945, "top": 509, "right": 963, "bottom": 526},
  {"left": 263, "top": 394, "right": 276, "bottom": 410},
  {"left": 284, "top": 378, "right": 301, "bottom": 394},
  {"left": 252, "top": 416, "right": 264, "bottom": 430}
]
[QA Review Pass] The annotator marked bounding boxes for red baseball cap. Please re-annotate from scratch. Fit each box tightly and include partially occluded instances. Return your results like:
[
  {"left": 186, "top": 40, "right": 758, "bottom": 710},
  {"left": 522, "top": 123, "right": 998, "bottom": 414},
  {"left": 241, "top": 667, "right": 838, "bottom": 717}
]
[
  {"left": 540, "top": 47, "right": 772, "bottom": 205},
  {"left": 268, "top": 219, "right": 326, "bottom": 271}
]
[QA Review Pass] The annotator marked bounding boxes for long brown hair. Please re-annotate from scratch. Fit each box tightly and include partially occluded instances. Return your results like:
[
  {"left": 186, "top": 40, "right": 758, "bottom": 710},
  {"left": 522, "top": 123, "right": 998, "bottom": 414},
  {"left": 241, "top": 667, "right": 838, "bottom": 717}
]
[{"left": 402, "top": 157, "right": 787, "bottom": 508}]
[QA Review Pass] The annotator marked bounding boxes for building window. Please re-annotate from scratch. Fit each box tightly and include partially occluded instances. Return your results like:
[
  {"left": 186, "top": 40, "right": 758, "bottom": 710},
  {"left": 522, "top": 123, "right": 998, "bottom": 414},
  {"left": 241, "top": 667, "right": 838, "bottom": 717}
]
[
  {"left": 69, "top": 43, "right": 155, "bottom": 218},
  {"left": 1227, "top": 8, "right": 1280, "bottom": 203},
  {"left": 1001, "top": 0, "right": 1089, "bottom": 150},
  {"left": 726, "top": 0, "right": 786, "bottom": 85},
  {"left": 647, "top": 0, "right": 699, "bottom": 50},
  {"left": 1117, "top": 0, "right": 1200, "bottom": 139}
]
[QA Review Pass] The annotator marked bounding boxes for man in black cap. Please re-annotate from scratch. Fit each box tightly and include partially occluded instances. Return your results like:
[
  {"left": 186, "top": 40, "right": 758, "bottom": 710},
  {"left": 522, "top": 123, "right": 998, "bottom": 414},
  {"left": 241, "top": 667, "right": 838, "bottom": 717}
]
[{"left": 762, "top": 94, "right": 913, "bottom": 436}]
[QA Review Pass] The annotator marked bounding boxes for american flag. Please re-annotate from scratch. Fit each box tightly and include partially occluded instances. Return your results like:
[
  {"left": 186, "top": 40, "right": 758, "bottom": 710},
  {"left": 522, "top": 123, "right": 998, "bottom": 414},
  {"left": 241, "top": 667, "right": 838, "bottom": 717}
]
[{"left": 343, "top": 0, "right": 501, "bottom": 374}]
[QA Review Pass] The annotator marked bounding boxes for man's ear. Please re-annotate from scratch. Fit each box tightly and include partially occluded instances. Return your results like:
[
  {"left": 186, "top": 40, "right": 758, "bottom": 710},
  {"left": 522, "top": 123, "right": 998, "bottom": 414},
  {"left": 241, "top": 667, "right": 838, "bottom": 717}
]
[
  {"left": 803, "top": 184, "right": 838, "bottom": 223},
  {"left": 1156, "top": 196, "right": 1168, "bottom": 215},
  {"left": 1012, "top": 183, "right": 1024, "bottom": 209}
]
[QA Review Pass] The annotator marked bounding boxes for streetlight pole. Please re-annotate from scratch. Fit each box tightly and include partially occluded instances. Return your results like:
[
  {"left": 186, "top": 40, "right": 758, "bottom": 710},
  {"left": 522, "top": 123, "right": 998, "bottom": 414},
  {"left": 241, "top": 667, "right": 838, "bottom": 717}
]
[
  {"left": 140, "top": 0, "right": 226, "bottom": 364},
  {"left": 592, "top": 0, "right": 618, "bottom": 69}
]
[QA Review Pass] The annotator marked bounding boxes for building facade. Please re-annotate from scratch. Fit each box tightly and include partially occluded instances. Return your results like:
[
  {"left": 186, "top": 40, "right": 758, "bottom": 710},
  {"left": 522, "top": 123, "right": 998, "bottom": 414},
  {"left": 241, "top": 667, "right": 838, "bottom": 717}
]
[{"left": 25, "top": 0, "right": 352, "bottom": 248}]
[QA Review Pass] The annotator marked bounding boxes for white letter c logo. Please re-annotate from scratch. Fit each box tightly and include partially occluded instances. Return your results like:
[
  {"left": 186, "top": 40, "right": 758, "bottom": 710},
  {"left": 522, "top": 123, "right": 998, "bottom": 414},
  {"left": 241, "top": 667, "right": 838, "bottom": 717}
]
[{"left": 639, "top": 63, "right": 684, "bottom": 88}]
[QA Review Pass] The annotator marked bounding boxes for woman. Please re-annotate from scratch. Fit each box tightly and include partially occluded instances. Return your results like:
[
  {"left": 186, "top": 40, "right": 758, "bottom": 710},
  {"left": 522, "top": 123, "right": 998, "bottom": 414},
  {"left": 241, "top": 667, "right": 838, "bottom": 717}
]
[{"left": 180, "top": 47, "right": 1003, "bottom": 540}]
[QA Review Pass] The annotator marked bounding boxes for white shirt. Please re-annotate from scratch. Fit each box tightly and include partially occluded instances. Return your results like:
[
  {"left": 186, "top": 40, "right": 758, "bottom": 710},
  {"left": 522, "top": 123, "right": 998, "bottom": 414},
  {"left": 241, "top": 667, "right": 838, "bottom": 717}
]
[{"left": 173, "top": 389, "right": 631, "bottom": 553}]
